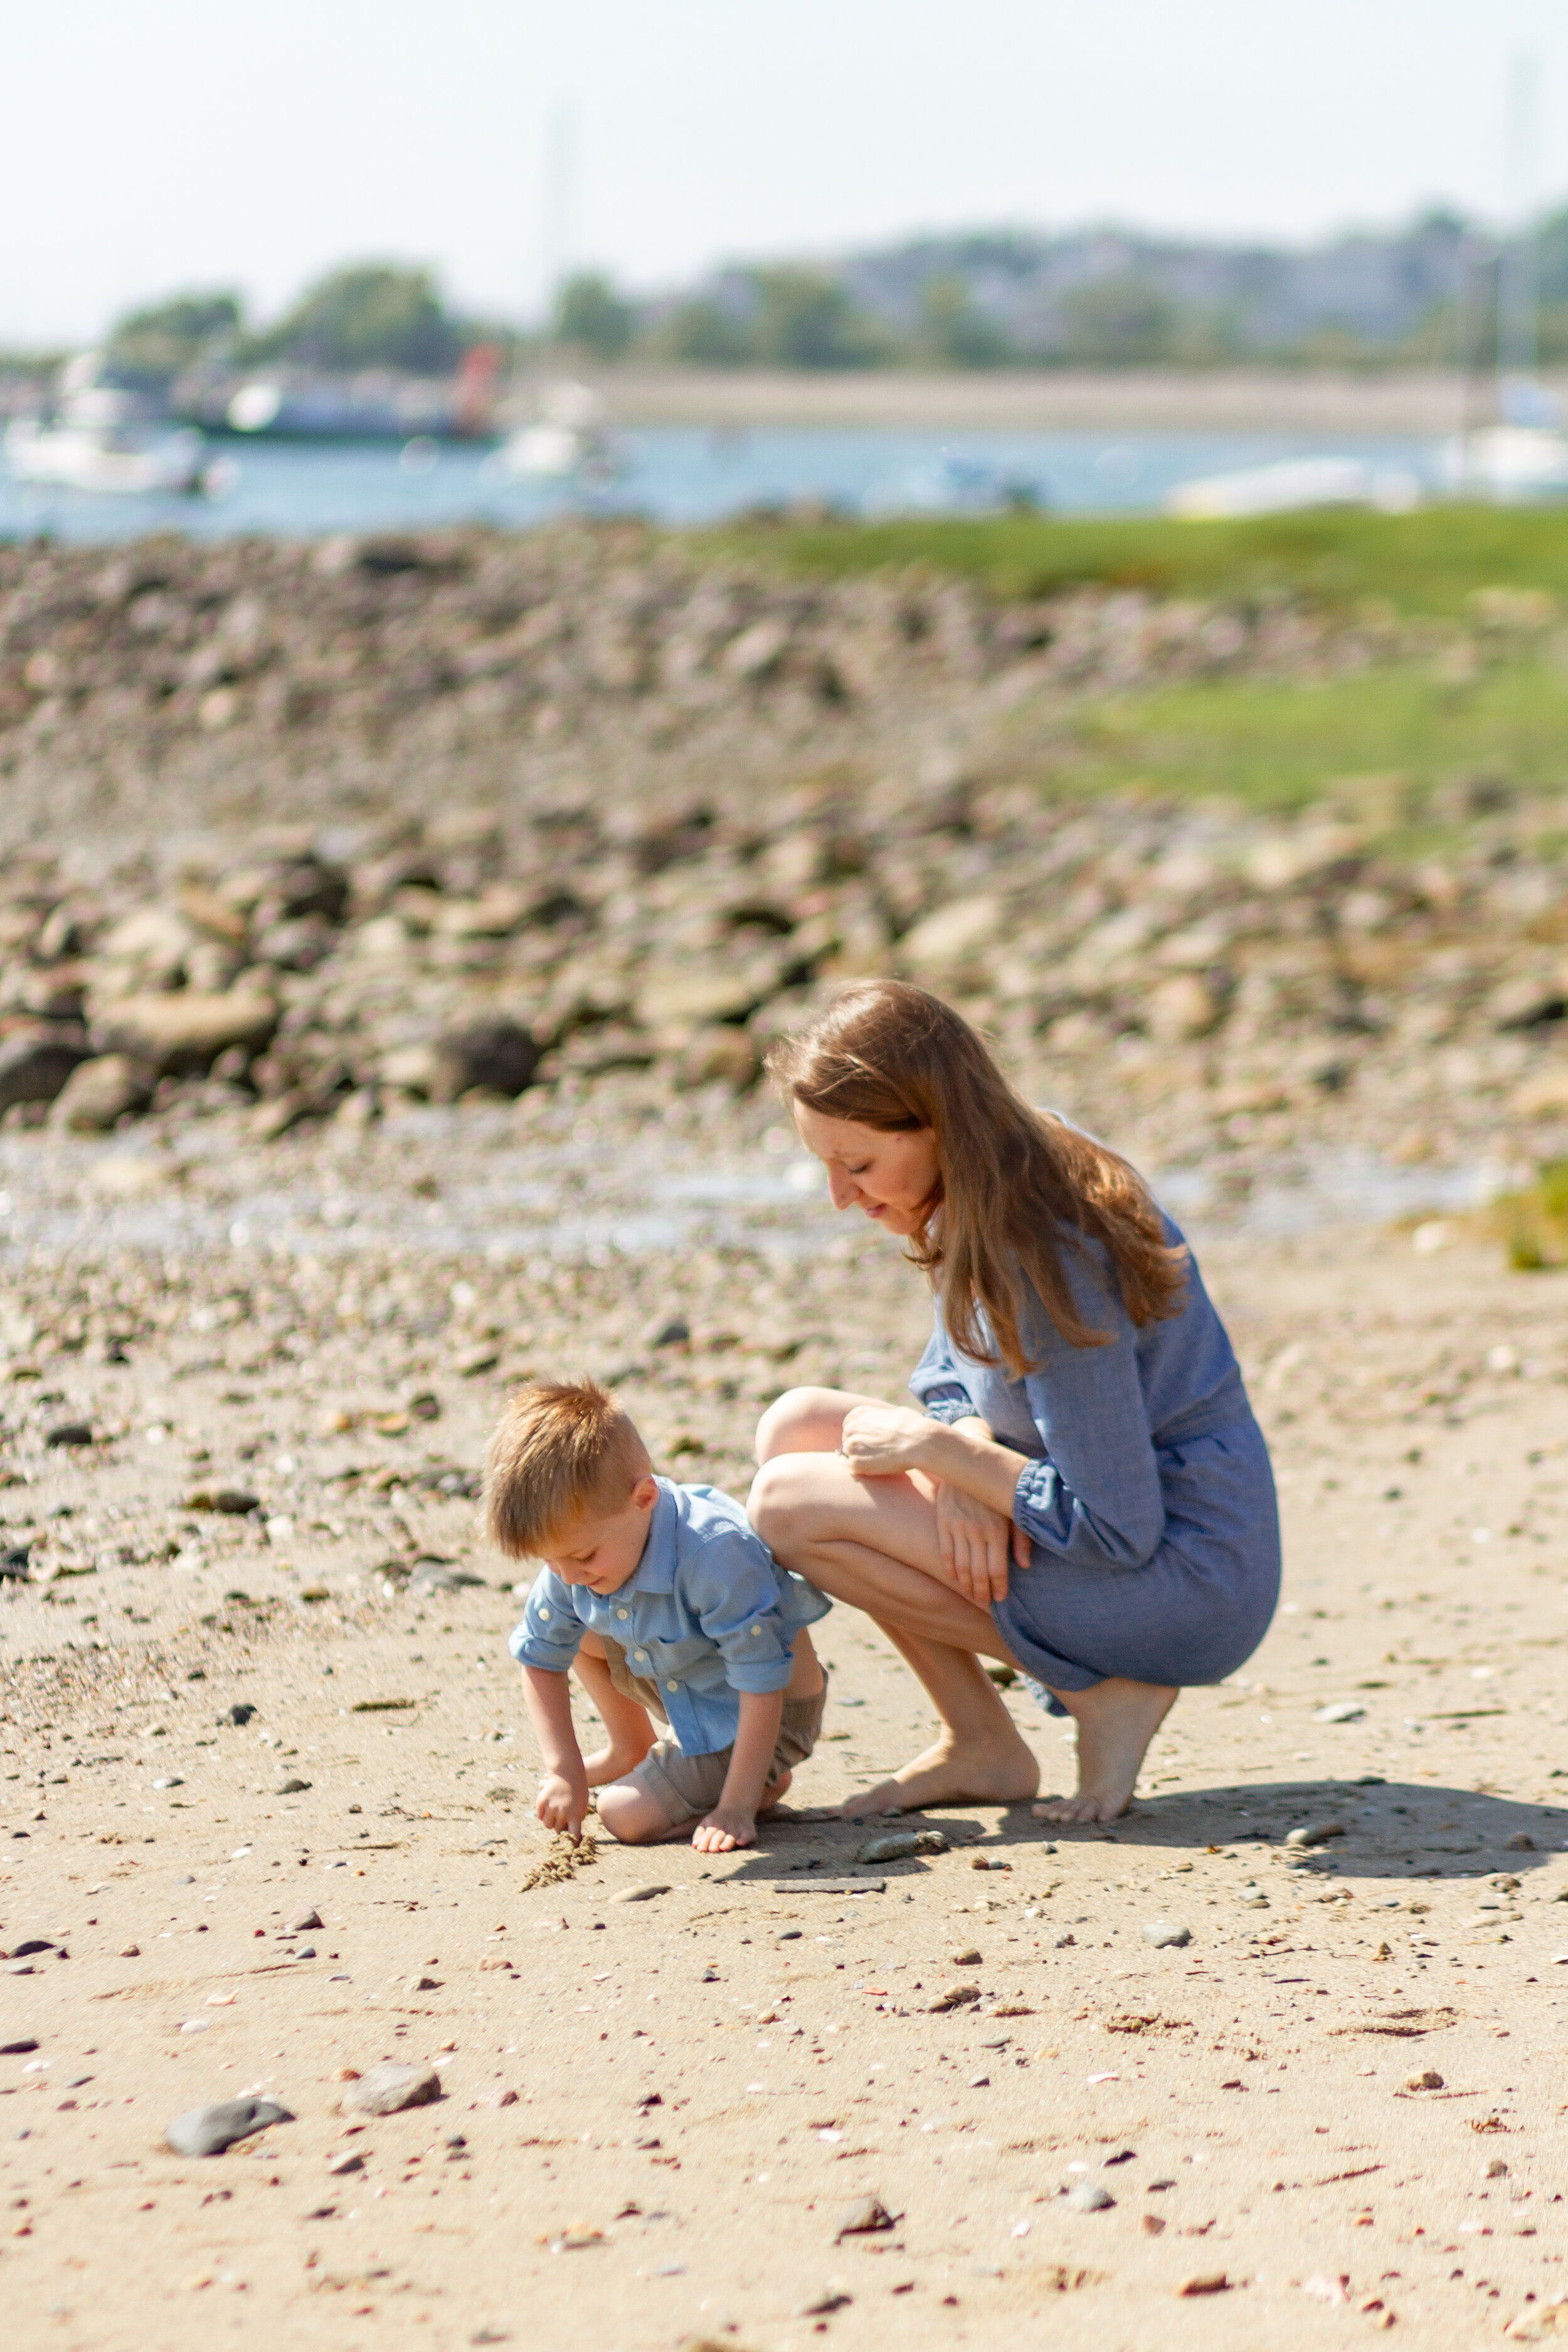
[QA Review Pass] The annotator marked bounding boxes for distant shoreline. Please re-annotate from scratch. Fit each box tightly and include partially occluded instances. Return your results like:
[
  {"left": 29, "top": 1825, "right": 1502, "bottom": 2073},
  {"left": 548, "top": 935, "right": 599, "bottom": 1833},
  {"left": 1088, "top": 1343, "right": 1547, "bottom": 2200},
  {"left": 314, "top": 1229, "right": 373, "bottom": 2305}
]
[{"left": 560, "top": 365, "right": 1558, "bottom": 435}]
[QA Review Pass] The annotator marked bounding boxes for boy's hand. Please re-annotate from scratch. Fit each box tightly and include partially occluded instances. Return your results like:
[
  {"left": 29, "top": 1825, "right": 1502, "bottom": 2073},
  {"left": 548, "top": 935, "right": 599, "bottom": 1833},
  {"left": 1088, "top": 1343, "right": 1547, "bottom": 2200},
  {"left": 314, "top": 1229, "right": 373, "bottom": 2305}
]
[
  {"left": 691, "top": 1804, "right": 757, "bottom": 1853},
  {"left": 537, "top": 1767, "right": 590, "bottom": 1841}
]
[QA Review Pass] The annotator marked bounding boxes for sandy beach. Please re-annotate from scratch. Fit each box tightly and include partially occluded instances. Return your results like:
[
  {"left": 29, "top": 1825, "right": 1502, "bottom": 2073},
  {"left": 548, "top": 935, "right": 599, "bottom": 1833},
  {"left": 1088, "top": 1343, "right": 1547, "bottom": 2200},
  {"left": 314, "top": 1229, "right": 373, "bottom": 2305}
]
[{"left": 3, "top": 1116, "right": 1567, "bottom": 2350}]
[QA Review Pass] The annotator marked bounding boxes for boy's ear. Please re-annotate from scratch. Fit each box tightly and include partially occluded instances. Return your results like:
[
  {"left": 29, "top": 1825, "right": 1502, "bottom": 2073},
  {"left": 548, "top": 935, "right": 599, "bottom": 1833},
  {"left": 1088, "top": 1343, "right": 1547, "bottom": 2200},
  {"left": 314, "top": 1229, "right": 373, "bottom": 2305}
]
[{"left": 630, "top": 1471, "right": 659, "bottom": 1511}]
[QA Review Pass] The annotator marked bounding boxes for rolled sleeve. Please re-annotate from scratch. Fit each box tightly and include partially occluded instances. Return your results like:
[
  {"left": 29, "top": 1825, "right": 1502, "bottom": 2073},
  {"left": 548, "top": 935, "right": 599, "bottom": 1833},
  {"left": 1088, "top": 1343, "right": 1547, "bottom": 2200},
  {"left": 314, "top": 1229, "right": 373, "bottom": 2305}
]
[
  {"left": 908, "top": 1310, "right": 977, "bottom": 1421},
  {"left": 686, "top": 1536, "right": 797, "bottom": 1696},
  {"left": 507, "top": 1571, "right": 583, "bottom": 1673}
]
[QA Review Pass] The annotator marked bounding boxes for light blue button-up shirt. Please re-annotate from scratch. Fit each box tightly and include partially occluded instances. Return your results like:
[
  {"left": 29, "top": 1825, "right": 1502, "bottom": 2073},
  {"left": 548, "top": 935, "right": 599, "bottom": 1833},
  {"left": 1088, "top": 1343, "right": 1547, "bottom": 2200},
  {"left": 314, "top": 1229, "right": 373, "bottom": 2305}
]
[{"left": 509, "top": 1478, "right": 830, "bottom": 1756}]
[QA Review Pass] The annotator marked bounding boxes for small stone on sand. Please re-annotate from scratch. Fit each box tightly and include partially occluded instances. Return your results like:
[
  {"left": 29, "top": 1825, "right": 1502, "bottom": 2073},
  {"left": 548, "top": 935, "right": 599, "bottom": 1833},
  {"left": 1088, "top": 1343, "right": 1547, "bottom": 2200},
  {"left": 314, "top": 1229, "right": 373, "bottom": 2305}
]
[
  {"left": 166, "top": 2096, "right": 294, "bottom": 2158},
  {"left": 340, "top": 2061, "right": 441, "bottom": 2116}
]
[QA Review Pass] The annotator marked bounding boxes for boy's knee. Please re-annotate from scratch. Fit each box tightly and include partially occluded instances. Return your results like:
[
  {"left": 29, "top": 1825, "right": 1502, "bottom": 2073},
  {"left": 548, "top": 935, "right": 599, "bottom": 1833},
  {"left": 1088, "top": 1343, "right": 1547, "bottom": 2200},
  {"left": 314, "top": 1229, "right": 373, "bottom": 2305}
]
[
  {"left": 596, "top": 1783, "right": 663, "bottom": 1845},
  {"left": 755, "top": 1385, "right": 842, "bottom": 1463}
]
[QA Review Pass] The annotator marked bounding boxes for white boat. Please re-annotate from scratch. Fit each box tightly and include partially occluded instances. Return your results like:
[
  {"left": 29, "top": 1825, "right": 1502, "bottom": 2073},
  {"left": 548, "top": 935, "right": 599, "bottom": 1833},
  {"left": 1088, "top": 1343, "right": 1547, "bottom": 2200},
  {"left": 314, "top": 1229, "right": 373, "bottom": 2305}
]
[
  {"left": 1164, "top": 456, "right": 1422, "bottom": 520},
  {"left": 4, "top": 352, "right": 221, "bottom": 497},
  {"left": 1439, "top": 423, "right": 1568, "bottom": 501},
  {"left": 499, "top": 379, "right": 623, "bottom": 482}
]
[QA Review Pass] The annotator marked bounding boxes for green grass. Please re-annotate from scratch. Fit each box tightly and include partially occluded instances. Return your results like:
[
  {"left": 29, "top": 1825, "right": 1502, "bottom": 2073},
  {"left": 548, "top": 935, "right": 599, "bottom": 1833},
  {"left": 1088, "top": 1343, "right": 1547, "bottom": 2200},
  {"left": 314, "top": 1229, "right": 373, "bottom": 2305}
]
[
  {"left": 1041, "top": 657, "right": 1568, "bottom": 815},
  {"left": 696, "top": 503, "right": 1568, "bottom": 618}
]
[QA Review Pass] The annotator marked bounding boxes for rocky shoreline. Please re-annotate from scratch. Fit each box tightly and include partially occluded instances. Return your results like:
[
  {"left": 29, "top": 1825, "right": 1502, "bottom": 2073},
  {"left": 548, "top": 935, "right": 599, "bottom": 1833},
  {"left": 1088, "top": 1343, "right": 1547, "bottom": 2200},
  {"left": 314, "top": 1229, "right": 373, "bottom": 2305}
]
[{"left": 1, "top": 522, "right": 1565, "bottom": 1223}]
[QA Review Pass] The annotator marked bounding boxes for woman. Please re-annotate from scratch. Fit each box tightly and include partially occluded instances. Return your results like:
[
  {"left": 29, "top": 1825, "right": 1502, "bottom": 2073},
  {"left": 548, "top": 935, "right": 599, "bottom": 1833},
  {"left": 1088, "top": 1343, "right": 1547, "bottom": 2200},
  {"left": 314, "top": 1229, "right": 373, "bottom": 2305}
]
[{"left": 748, "top": 980, "right": 1279, "bottom": 1824}]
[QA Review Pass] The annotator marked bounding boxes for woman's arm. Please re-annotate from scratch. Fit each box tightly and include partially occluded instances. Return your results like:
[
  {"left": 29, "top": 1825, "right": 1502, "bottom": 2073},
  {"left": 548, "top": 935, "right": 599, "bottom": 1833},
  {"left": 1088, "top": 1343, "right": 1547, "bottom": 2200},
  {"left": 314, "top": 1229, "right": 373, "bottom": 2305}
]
[{"left": 839, "top": 1405, "right": 1031, "bottom": 1604}]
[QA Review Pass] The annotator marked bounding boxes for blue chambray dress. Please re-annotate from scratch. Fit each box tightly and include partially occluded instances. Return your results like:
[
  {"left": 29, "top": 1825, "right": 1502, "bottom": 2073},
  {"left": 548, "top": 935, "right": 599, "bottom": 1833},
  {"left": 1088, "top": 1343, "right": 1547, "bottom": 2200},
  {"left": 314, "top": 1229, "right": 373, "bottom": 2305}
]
[{"left": 909, "top": 1214, "right": 1279, "bottom": 1698}]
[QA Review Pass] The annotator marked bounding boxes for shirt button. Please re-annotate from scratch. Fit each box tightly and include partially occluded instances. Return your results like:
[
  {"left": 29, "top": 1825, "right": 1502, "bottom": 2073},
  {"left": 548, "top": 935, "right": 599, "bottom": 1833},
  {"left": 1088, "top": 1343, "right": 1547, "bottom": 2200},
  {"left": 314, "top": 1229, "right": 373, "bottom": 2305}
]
[
  {"left": 634, "top": 1650, "right": 647, "bottom": 1660},
  {"left": 750, "top": 1624, "right": 762, "bottom": 1634},
  {"left": 616, "top": 1608, "right": 629, "bottom": 1620},
  {"left": 665, "top": 1680, "right": 678, "bottom": 1692}
]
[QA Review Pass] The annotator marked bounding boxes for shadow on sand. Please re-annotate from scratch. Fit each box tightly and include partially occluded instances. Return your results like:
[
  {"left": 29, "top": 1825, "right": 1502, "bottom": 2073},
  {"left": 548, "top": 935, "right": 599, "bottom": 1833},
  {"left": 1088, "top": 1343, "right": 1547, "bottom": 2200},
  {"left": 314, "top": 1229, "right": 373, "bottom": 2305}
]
[{"left": 724, "top": 1780, "right": 1567, "bottom": 1887}]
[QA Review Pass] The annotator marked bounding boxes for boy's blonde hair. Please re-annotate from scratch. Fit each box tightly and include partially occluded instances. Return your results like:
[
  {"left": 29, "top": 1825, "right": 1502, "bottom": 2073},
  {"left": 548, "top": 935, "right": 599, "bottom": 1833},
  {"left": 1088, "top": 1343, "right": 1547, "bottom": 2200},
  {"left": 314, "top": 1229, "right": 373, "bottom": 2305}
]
[{"left": 484, "top": 1377, "right": 650, "bottom": 1557}]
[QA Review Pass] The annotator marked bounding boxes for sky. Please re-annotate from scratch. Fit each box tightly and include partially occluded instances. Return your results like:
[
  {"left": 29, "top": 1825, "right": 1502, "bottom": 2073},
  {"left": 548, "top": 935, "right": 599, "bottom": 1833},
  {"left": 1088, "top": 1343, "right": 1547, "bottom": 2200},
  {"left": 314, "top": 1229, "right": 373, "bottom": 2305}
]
[{"left": 4, "top": 0, "right": 1568, "bottom": 345}]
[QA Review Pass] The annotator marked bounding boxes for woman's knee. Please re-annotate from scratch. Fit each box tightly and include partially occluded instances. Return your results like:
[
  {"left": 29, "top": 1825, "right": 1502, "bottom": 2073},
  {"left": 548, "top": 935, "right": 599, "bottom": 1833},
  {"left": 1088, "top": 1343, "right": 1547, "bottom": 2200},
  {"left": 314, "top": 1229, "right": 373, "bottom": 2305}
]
[{"left": 755, "top": 1385, "right": 850, "bottom": 1465}]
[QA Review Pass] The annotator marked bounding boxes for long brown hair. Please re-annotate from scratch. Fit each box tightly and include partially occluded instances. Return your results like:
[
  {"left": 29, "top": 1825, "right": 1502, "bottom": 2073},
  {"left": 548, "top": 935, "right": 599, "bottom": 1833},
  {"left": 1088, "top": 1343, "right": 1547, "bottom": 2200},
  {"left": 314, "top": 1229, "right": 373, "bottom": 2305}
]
[{"left": 767, "top": 979, "right": 1187, "bottom": 1373}]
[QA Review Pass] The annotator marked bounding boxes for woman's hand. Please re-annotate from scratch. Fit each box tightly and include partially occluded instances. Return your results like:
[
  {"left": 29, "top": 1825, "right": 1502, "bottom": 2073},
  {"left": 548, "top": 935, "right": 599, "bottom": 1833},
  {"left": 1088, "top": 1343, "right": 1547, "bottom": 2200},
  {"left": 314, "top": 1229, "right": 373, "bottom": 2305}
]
[
  {"left": 839, "top": 1402, "right": 935, "bottom": 1478},
  {"left": 932, "top": 1478, "right": 1029, "bottom": 1606}
]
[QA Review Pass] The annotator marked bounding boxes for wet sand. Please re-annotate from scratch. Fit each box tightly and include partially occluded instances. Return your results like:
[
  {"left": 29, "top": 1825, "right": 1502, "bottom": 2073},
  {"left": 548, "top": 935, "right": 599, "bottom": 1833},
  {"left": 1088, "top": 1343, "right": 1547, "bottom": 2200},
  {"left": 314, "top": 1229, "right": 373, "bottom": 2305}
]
[{"left": 3, "top": 1134, "right": 1567, "bottom": 2349}]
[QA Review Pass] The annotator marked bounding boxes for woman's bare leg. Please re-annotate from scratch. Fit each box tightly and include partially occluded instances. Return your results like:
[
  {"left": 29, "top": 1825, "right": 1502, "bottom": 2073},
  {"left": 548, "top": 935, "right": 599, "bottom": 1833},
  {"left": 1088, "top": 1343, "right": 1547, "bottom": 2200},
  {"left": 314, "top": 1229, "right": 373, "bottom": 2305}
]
[
  {"left": 572, "top": 1636, "right": 657, "bottom": 1787},
  {"left": 749, "top": 1447, "right": 1039, "bottom": 1813},
  {"left": 750, "top": 1436, "right": 1178, "bottom": 1822},
  {"left": 1033, "top": 1679, "right": 1179, "bottom": 1824}
]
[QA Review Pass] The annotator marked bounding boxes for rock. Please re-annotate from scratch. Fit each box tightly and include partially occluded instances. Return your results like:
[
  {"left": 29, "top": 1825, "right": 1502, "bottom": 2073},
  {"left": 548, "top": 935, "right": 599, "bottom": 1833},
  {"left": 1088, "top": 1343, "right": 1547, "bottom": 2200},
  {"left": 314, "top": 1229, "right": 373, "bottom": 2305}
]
[
  {"left": 453, "top": 1342, "right": 501, "bottom": 1377},
  {"left": 1147, "top": 972, "right": 1224, "bottom": 1044},
  {"left": 48, "top": 1053, "right": 154, "bottom": 1130},
  {"left": 722, "top": 618, "right": 791, "bottom": 680},
  {"left": 927, "top": 1984, "right": 981, "bottom": 2013},
  {"left": 1285, "top": 1820, "right": 1346, "bottom": 1848},
  {"left": 166, "top": 2096, "right": 294, "bottom": 2157},
  {"left": 277, "top": 1777, "right": 312, "bottom": 1794},
  {"left": 184, "top": 1490, "right": 260, "bottom": 1516},
  {"left": 951, "top": 1946, "right": 983, "bottom": 1965},
  {"left": 93, "top": 990, "right": 278, "bottom": 1077},
  {"left": 635, "top": 972, "right": 761, "bottom": 1030},
  {"left": 427, "top": 1019, "right": 541, "bottom": 1103},
  {"left": 0, "top": 1029, "right": 92, "bottom": 1112},
  {"left": 896, "top": 895, "right": 1000, "bottom": 980},
  {"left": 834, "top": 2193, "right": 896, "bottom": 2238},
  {"left": 858, "top": 1829, "right": 949, "bottom": 1863},
  {"left": 1, "top": 2037, "right": 40, "bottom": 2055},
  {"left": 1141, "top": 1920, "right": 1192, "bottom": 1948},
  {"left": 1177, "top": 2271, "right": 1229, "bottom": 2296},
  {"left": 1507, "top": 1833, "right": 1537, "bottom": 1851},
  {"left": 227, "top": 1704, "right": 257, "bottom": 1727},
  {"left": 1406, "top": 2069, "right": 1444, "bottom": 2089},
  {"left": 795, "top": 2289, "right": 852, "bottom": 2318},
  {"left": 1066, "top": 2179, "right": 1115, "bottom": 2212},
  {"left": 612, "top": 1883, "right": 672, "bottom": 1904},
  {"left": 45, "top": 1422, "right": 93, "bottom": 1449},
  {"left": 677, "top": 1025, "right": 759, "bottom": 1091},
  {"left": 642, "top": 1314, "right": 690, "bottom": 1348},
  {"left": 326, "top": 2149, "right": 364, "bottom": 2175},
  {"left": 1313, "top": 1701, "right": 1365, "bottom": 1724},
  {"left": 410, "top": 1559, "right": 485, "bottom": 1591},
  {"left": 339, "top": 2061, "right": 442, "bottom": 2116}
]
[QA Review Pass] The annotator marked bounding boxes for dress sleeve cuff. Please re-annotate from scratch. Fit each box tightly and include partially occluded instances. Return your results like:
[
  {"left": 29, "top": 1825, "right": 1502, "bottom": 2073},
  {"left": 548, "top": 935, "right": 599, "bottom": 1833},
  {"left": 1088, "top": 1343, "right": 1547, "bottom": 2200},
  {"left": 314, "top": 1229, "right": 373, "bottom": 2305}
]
[
  {"left": 921, "top": 1385, "right": 975, "bottom": 1426},
  {"left": 1012, "top": 1456, "right": 1061, "bottom": 1544}
]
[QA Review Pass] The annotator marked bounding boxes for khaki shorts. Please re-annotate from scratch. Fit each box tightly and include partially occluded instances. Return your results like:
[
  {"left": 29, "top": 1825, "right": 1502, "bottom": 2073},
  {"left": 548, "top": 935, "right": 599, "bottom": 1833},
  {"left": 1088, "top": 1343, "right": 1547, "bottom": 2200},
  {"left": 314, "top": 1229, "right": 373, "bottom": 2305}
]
[{"left": 600, "top": 1635, "right": 827, "bottom": 1829}]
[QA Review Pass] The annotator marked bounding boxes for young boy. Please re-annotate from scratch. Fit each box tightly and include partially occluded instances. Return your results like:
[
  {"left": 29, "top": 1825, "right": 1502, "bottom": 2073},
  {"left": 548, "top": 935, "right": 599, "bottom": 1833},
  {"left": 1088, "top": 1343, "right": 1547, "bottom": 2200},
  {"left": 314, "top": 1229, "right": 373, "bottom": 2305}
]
[{"left": 486, "top": 1378, "right": 829, "bottom": 1854}]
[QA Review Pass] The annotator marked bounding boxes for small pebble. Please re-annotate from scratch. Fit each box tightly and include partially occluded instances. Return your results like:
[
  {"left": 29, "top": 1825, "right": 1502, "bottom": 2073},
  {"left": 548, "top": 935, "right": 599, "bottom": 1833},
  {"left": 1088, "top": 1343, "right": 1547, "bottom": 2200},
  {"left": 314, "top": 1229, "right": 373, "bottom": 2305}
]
[
  {"left": 284, "top": 1908, "right": 323, "bottom": 1934},
  {"left": 1285, "top": 1821, "right": 1346, "bottom": 1849},
  {"left": 1313, "top": 1702, "right": 1365, "bottom": 1724},
  {"left": 1177, "top": 2270, "right": 1229, "bottom": 2297},
  {"left": 834, "top": 2193, "right": 895, "bottom": 2238},
  {"left": 326, "top": 2149, "right": 364, "bottom": 2176},
  {"left": 166, "top": 2097, "right": 294, "bottom": 2158},
  {"left": 1141, "top": 1920, "right": 1192, "bottom": 1948},
  {"left": 1407, "top": 2069, "right": 1444, "bottom": 2090},
  {"left": 340, "top": 2062, "right": 442, "bottom": 2116},
  {"left": 612, "top": 1883, "right": 672, "bottom": 1905},
  {"left": 1066, "top": 2180, "right": 1114, "bottom": 2212}
]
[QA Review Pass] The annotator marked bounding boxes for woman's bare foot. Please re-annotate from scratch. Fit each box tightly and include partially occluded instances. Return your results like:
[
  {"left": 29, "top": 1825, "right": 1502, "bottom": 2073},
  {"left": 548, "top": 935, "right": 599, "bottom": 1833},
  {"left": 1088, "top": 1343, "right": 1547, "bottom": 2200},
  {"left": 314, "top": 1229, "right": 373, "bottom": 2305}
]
[
  {"left": 840, "top": 1718, "right": 1040, "bottom": 1820},
  {"left": 1032, "top": 1678, "right": 1179, "bottom": 1823},
  {"left": 582, "top": 1740, "right": 654, "bottom": 1789}
]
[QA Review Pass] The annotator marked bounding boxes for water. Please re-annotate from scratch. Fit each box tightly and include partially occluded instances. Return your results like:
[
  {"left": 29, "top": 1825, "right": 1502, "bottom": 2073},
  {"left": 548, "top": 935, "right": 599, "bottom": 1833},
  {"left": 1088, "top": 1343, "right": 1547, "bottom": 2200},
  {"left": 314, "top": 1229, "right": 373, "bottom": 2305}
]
[
  {"left": 0, "top": 1118, "right": 1522, "bottom": 1272},
  {"left": 0, "top": 425, "right": 1443, "bottom": 545}
]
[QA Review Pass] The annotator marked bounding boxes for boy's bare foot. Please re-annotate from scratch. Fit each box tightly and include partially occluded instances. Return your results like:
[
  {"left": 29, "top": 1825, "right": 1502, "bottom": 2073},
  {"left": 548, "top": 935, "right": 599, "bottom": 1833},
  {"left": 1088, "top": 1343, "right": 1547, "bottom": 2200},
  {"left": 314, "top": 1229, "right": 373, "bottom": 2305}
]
[
  {"left": 1032, "top": 1678, "right": 1178, "bottom": 1823},
  {"left": 839, "top": 1719, "right": 1039, "bottom": 1820},
  {"left": 582, "top": 1741, "right": 654, "bottom": 1788}
]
